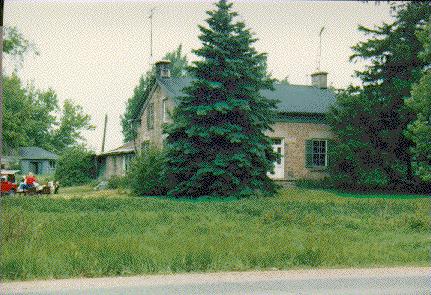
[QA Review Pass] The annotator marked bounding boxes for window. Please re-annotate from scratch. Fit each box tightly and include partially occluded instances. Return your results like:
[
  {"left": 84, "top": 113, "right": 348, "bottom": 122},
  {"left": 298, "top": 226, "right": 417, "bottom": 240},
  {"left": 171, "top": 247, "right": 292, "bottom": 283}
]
[
  {"left": 162, "top": 99, "right": 169, "bottom": 123},
  {"left": 147, "top": 103, "right": 154, "bottom": 130},
  {"left": 49, "top": 160, "right": 56, "bottom": 169},
  {"left": 305, "top": 140, "right": 328, "bottom": 168}
]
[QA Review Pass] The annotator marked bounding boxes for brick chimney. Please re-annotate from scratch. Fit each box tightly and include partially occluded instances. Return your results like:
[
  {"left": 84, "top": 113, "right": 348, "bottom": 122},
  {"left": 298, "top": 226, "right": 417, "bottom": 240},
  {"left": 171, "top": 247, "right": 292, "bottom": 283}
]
[
  {"left": 155, "top": 60, "right": 171, "bottom": 79},
  {"left": 311, "top": 71, "right": 328, "bottom": 89}
]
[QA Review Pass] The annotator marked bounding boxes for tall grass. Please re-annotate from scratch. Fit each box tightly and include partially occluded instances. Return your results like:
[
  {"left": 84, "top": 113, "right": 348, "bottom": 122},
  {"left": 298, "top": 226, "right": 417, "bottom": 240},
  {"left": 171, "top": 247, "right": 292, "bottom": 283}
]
[{"left": 0, "top": 188, "right": 429, "bottom": 281}]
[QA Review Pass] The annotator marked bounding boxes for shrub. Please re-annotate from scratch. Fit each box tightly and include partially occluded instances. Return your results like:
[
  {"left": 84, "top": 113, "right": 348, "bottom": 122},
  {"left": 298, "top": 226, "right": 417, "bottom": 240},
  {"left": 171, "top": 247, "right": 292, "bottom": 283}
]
[
  {"left": 295, "top": 178, "right": 333, "bottom": 190},
  {"left": 55, "top": 146, "right": 95, "bottom": 187},
  {"left": 107, "top": 176, "right": 127, "bottom": 189},
  {"left": 127, "top": 145, "right": 168, "bottom": 196},
  {"left": 36, "top": 174, "right": 55, "bottom": 184}
]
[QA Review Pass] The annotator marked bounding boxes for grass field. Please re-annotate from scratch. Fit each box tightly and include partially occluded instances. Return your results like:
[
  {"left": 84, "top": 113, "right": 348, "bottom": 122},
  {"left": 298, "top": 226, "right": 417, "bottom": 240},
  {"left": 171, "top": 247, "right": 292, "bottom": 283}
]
[{"left": 1, "top": 186, "right": 429, "bottom": 281}]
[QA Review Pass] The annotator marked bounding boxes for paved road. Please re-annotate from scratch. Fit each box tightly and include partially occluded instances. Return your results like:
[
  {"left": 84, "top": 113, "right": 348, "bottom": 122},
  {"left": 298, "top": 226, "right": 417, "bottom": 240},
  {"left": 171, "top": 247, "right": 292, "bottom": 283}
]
[{"left": 1, "top": 267, "right": 430, "bottom": 295}]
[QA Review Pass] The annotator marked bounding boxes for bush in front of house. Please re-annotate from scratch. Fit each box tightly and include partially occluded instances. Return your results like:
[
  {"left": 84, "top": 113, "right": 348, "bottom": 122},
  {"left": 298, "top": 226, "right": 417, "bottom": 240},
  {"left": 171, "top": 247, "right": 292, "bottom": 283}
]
[
  {"left": 127, "top": 145, "right": 168, "bottom": 196},
  {"left": 107, "top": 175, "right": 128, "bottom": 189},
  {"left": 295, "top": 178, "right": 334, "bottom": 190},
  {"left": 55, "top": 146, "right": 95, "bottom": 187}
]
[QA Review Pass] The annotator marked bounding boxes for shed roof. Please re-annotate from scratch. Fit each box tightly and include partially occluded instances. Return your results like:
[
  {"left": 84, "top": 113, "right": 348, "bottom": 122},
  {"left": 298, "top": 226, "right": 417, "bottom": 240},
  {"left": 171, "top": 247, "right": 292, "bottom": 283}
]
[
  {"left": 157, "top": 77, "right": 336, "bottom": 115},
  {"left": 99, "top": 141, "right": 136, "bottom": 156},
  {"left": 19, "top": 147, "right": 58, "bottom": 160}
]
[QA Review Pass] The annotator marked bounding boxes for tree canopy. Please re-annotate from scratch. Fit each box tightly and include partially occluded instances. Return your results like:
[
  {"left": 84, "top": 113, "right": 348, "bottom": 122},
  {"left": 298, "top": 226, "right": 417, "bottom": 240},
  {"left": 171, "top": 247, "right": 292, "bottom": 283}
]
[
  {"left": 165, "top": 0, "right": 278, "bottom": 198},
  {"left": 3, "top": 26, "right": 38, "bottom": 70},
  {"left": 405, "top": 19, "right": 431, "bottom": 182},
  {"left": 327, "top": 2, "right": 431, "bottom": 191},
  {"left": 2, "top": 27, "right": 94, "bottom": 155}
]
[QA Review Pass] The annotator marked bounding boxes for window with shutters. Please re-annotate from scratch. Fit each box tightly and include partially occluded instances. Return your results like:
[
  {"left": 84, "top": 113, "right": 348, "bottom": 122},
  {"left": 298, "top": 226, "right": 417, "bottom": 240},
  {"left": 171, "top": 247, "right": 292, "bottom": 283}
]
[
  {"left": 305, "top": 139, "right": 328, "bottom": 168},
  {"left": 147, "top": 103, "right": 154, "bottom": 130}
]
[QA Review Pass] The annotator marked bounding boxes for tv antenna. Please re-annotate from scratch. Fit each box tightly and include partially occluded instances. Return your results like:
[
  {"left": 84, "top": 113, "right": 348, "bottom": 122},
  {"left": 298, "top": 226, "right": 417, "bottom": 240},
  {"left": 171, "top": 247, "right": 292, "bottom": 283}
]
[
  {"left": 149, "top": 7, "right": 156, "bottom": 66},
  {"left": 317, "top": 26, "right": 325, "bottom": 71}
]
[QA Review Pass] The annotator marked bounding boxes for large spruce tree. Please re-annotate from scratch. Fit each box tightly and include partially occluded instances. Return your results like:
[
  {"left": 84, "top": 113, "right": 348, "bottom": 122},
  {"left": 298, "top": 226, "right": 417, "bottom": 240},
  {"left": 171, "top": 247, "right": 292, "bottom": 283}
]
[
  {"left": 165, "top": 0, "right": 277, "bottom": 198},
  {"left": 328, "top": 2, "right": 431, "bottom": 191}
]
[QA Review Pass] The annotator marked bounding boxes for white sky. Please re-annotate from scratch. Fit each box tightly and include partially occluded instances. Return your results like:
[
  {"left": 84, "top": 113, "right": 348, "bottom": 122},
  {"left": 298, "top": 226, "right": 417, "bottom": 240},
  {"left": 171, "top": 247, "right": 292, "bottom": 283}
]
[{"left": 4, "top": 0, "right": 394, "bottom": 152}]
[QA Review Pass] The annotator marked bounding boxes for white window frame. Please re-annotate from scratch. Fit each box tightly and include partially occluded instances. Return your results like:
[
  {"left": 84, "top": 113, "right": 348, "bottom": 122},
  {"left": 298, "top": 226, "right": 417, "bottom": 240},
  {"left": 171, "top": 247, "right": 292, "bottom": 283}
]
[{"left": 312, "top": 139, "right": 328, "bottom": 168}]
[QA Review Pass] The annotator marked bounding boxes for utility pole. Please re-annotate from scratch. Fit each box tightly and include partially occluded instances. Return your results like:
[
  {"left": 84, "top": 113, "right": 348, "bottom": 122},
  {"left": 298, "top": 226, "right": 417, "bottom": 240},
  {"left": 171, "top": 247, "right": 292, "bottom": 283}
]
[
  {"left": 101, "top": 114, "right": 108, "bottom": 153},
  {"left": 317, "top": 26, "right": 325, "bottom": 71},
  {"left": 148, "top": 7, "right": 156, "bottom": 67}
]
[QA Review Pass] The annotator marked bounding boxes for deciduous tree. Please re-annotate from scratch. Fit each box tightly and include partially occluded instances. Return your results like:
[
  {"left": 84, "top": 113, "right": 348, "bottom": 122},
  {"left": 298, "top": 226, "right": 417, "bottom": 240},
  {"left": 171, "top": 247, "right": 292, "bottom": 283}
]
[{"left": 405, "top": 20, "right": 431, "bottom": 182}]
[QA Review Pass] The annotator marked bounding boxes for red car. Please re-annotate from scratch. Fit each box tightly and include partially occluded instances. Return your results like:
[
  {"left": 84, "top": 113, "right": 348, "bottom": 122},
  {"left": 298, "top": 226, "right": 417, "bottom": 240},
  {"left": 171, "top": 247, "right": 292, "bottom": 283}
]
[{"left": 1, "top": 170, "right": 19, "bottom": 196}]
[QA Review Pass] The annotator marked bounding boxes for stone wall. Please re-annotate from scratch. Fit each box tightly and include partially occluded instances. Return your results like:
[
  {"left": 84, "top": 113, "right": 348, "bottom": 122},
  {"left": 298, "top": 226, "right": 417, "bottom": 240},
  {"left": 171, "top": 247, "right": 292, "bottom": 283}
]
[
  {"left": 137, "top": 86, "right": 174, "bottom": 148},
  {"left": 266, "top": 122, "right": 334, "bottom": 180},
  {"left": 136, "top": 85, "right": 335, "bottom": 181},
  {"left": 100, "top": 155, "right": 125, "bottom": 179}
]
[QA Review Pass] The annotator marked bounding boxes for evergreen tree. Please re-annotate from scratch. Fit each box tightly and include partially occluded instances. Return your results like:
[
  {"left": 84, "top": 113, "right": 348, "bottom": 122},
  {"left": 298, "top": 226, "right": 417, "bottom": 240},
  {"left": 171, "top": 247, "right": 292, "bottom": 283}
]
[
  {"left": 165, "top": 0, "right": 278, "bottom": 198},
  {"left": 328, "top": 2, "right": 431, "bottom": 191}
]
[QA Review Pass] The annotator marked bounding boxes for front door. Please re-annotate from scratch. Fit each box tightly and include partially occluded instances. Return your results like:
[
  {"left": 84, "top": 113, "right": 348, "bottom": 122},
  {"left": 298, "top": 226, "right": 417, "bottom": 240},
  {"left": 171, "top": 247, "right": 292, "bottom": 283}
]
[{"left": 269, "top": 138, "right": 285, "bottom": 179}]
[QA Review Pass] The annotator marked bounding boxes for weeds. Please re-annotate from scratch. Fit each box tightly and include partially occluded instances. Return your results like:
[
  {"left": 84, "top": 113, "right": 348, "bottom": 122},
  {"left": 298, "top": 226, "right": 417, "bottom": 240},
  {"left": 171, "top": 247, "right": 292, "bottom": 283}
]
[{"left": 0, "top": 187, "right": 429, "bottom": 281}]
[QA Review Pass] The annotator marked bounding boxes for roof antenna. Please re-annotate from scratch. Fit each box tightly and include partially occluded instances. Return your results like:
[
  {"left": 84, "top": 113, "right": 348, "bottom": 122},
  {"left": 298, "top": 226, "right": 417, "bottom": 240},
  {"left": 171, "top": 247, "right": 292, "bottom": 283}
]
[
  {"left": 317, "top": 26, "right": 325, "bottom": 71},
  {"left": 148, "top": 7, "right": 156, "bottom": 67}
]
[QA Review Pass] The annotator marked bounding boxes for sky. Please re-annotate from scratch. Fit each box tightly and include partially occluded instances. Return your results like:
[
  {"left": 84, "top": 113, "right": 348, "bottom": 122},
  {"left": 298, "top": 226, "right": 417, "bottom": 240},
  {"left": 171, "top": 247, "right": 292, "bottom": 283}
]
[{"left": 4, "top": 0, "right": 394, "bottom": 152}]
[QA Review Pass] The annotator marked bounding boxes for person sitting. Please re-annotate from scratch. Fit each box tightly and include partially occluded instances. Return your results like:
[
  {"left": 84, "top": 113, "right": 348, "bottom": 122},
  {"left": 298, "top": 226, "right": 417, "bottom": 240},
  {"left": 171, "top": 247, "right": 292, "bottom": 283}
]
[
  {"left": 25, "top": 173, "right": 37, "bottom": 188},
  {"left": 18, "top": 177, "right": 27, "bottom": 192}
]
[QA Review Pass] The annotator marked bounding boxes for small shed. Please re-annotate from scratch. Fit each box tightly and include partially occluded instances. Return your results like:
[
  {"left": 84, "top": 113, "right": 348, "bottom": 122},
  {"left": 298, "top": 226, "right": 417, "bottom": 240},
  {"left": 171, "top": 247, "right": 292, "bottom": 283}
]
[
  {"left": 19, "top": 147, "right": 58, "bottom": 175},
  {"left": 97, "top": 141, "right": 136, "bottom": 179}
]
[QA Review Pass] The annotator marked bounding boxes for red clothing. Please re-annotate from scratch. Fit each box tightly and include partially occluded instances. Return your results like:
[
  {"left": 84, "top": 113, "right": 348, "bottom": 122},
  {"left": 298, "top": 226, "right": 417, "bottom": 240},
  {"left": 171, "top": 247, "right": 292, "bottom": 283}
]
[{"left": 26, "top": 176, "right": 36, "bottom": 185}]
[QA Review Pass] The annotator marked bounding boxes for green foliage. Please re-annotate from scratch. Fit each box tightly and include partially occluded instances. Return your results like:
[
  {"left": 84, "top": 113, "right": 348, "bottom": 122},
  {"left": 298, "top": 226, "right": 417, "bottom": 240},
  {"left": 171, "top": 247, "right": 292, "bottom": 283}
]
[
  {"left": 2, "top": 74, "right": 94, "bottom": 154},
  {"left": 54, "top": 146, "right": 96, "bottom": 187},
  {"left": 327, "top": 2, "right": 431, "bottom": 191},
  {"left": 107, "top": 175, "right": 128, "bottom": 189},
  {"left": 127, "top": 146, "right": 168, "bottom": 196},
  {"left": 49, "top": 100, "right": 95, "bottom": 153},
  {"left": 3, "top": 26, "right": 38, "bottom": 69},
  {"left": 295, "top": 178, "right": 333, "bottom": 190},
  {"left": 0, "top": 188, "right": 429, "bottom": 281},
  {"left": 2, "top": 27, "right": 94, "bottom": 154},
  {"left": 121, "top": 45, "right": 189, "bottom": 142},
  {"left": 405, "top": 21, "right": 431, "bottom": 182},
  {"left": 165, "top": 0, "right": 278, "bottom": 198}
]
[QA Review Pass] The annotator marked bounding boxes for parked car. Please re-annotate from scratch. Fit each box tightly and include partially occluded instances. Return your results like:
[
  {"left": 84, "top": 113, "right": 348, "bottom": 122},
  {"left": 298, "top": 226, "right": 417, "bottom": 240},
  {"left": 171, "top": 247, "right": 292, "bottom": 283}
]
[{"left": 1, "top": 170, "right": 19, "bottom": 195}]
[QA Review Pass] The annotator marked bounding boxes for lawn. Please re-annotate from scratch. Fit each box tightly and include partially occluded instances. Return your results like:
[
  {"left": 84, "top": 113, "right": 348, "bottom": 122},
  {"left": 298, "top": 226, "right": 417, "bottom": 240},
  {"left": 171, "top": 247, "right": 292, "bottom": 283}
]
[{"left": 0, "top": 187, "right": 429, "bottom": 281}]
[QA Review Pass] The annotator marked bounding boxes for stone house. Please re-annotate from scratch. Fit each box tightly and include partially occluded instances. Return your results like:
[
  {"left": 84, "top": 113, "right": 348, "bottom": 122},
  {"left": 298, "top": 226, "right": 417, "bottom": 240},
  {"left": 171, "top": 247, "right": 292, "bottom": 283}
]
[
  {"left": 136, "top": 60, "right": 336, "bottom": 181},
  {"left": 97, "top": 141, "right": 136, "bottom": 179}
]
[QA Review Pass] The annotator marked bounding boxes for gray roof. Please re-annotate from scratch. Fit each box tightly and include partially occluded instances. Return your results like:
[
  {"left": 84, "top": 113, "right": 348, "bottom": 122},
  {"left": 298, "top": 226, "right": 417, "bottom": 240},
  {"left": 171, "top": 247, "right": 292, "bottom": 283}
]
[
  {"left": 99, "top": 141, "right": 136, "bottom": 156},
  {"left": 157, "top": 77, "right": 336, "bottom": 115},
  {"left": 19, "top": 147, "right": 58, "bottom": 160}
]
